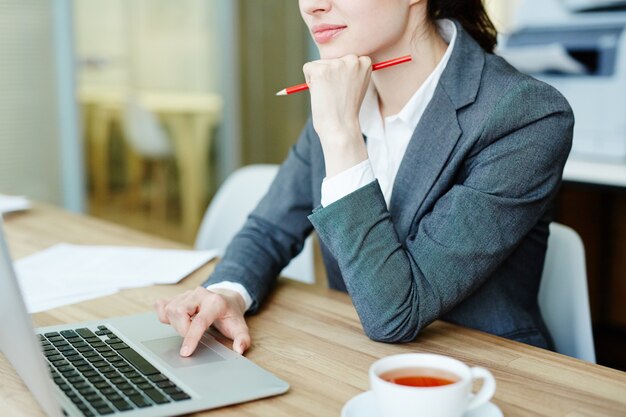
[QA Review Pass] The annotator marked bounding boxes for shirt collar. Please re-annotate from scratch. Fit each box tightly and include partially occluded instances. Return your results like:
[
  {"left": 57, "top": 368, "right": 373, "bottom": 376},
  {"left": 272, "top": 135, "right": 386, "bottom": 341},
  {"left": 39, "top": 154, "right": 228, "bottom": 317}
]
[{"left": 359, "top": 19, "right": 457, "bottom": 138}]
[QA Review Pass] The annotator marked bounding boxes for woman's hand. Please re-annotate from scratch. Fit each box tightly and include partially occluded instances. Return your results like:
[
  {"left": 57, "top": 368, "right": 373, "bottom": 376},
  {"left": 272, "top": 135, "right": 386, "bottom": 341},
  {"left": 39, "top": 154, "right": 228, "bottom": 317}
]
[
  {"left": 303, "top": 55, "right": 371, "bottom": 177},
  {"left": 154, "top": 287, "right": 251, "bottom": 357}
]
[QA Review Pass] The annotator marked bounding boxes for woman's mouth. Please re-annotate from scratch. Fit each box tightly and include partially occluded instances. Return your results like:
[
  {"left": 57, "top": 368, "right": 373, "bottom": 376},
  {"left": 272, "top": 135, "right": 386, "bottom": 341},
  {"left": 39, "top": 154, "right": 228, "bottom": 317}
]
[{"left": 312, "top": 24, "right": 347, "bottom": 44}]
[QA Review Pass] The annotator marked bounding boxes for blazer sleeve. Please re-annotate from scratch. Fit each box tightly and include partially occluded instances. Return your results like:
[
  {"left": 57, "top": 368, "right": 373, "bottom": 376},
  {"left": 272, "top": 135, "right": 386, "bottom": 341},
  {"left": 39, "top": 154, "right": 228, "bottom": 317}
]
[
  {"left": 202, "top": 121, "right": 316, "bottom": 313},
  {"left": 308, "top": 80, "right": 574, "bottom": 343}
]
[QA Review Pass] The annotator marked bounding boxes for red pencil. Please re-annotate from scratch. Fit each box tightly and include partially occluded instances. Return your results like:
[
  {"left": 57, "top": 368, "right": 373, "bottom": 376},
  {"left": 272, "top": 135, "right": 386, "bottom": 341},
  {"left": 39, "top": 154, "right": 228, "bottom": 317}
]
[{"left": 275, "top": 55, "right": 412, "bottom": 96}]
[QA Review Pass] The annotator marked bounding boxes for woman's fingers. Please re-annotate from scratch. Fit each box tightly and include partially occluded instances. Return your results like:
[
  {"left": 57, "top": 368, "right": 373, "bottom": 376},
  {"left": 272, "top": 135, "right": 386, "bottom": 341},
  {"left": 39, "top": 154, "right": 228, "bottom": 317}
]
[
  {"left": 154, "top": 298, "right": 171, "bottom": 324},
  {"left": 213, "top": 314, "right": 251, "bottom": 355},
  {"left": 180, "top": 312, "right": 212, "bottom": 357},
  {"left": 155, "top": 287, "right": 251, "bottom": 357},
  {"left": 302, "top": 54, "right": 372, "bottom": 140},
  {"left": 179, "top": 291, "right": 227, "bottom": 357},
  {"left": 157, "top": 290, "right": 197, "bottom": 340},
  {"left": 231, "top": 322, "right": 252, "bottom": 354}
]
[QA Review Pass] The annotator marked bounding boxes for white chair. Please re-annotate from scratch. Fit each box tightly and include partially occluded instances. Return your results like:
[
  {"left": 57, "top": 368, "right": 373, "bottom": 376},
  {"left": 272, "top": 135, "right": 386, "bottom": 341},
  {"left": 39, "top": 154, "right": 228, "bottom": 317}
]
[
  {"left": 195, "top": 164, "right": 316, "bottom": 284},
  {"left": 122, "top": 97, "right": 174, "bottom": 217},
  {"left": 538, "top": 222, "right": 596, "bottom": 362},
  {"left": 123, "top": 97, "right": 173, "bottom": 159}
]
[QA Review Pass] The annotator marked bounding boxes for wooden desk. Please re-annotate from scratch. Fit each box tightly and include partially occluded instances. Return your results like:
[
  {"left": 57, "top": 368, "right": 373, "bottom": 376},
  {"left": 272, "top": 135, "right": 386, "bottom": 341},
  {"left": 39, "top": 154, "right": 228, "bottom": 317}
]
[
  {"left": 2, "top": 205, "right": 626, "bottom": 416},
  {"left": 80, "top": 86, "right": 223, "bottom": 239}
]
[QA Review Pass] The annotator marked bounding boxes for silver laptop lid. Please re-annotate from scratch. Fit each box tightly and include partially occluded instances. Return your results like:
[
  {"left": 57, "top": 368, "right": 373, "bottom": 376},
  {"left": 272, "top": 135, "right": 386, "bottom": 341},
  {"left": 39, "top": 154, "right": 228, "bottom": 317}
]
[{"left": 0, "top": 216, "right": 63, "bottom": 417}]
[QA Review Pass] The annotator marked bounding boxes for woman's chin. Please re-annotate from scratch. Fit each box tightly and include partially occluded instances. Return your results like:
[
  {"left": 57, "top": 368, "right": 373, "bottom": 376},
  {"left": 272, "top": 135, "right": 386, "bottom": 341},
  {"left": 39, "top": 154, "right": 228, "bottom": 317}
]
[
  {"left": 319, "top": 49, "right": 362, "bottom": 60},
  {"left": 316, "top": 42, "right": 378, "bottom": 60},
  {"left": 315, "top": 40, "right": 366, "bottom": 59}
]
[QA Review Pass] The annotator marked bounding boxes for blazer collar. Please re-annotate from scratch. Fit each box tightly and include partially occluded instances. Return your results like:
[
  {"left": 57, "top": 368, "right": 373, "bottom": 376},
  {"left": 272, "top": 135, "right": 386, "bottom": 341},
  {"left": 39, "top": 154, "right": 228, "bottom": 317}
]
[
  {"left": 438, "top": 19, "right": 486, "bottom": 110},
  {"left": 389, "top": 21, "right": 486, "bottom": 240}
]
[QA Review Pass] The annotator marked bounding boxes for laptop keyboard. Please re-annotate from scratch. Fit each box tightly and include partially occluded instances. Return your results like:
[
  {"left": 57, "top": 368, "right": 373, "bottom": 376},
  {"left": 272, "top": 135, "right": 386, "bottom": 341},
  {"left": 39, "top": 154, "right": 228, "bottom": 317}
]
[{"left": 38, "top": 326, "right": 191, "bottom": 416}]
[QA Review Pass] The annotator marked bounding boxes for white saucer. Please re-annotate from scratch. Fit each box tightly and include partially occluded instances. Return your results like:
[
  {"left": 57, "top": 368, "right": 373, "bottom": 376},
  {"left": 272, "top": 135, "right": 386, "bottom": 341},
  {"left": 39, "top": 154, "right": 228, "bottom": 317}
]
[{"left": 341, "top": 390, "right": 503, "bottom": 417}]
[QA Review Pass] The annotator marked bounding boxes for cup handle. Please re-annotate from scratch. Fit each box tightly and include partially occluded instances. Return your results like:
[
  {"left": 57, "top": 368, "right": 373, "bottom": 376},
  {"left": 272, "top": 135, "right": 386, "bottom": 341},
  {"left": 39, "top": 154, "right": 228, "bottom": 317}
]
[{"left": 466, "top": 366, "right": 496, "bottom": 411}]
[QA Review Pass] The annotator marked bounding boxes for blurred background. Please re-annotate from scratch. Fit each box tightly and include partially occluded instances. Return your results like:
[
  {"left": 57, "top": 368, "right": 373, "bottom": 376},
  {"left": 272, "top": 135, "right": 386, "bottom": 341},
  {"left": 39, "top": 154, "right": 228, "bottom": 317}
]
[{"left": 0, "top": 0, "right": 624, "bottom": 370}]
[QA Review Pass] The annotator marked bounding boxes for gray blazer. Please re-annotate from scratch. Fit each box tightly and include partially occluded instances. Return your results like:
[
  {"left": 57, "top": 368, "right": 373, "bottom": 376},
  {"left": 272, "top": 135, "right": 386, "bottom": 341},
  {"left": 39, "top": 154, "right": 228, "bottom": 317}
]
[{"left": 204, "top": 21, "right": 574, "bottom": 349}]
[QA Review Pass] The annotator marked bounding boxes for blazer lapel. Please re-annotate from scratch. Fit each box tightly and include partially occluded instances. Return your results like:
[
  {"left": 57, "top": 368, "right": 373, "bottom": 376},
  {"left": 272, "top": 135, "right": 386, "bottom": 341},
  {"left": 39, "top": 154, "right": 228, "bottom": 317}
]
[
  {"left": 389, "top": 20, "right": 486, "bottom": 241},
  {"left": 389, "top": 91, "right": 461, "bottom": 240}
]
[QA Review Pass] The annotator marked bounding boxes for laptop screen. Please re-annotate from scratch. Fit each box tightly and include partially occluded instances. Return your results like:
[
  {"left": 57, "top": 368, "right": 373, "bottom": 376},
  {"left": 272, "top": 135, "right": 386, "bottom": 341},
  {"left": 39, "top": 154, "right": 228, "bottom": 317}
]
[{"left": 0, "top": 216, "right": 63, "bottom": 417}]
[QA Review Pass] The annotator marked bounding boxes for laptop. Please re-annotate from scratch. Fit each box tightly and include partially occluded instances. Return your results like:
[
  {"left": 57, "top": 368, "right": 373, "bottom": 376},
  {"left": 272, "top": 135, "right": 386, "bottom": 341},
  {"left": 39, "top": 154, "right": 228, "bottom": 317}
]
[{"left": 0, "top": 217, "right": 289, "bottom": 417}]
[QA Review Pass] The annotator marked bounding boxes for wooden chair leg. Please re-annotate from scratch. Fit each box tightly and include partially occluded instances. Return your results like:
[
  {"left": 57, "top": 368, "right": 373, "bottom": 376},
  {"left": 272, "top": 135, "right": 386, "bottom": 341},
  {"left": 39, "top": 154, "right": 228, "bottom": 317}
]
[
  {"left": 125, "top": 146, "right": 145, "bottom": 210},
  {"left": 150, "top": 159, "right": 168, "bottom": 221},
  {"left": 90, "top": 106, "right": 114, "bottom": 203}
]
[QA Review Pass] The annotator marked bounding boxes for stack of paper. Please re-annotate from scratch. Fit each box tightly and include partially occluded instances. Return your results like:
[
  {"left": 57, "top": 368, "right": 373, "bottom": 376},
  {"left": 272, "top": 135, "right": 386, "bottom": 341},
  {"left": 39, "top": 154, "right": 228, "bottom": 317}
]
[{"left": 14, "top": 244, "right": 219, "bottom": 313}]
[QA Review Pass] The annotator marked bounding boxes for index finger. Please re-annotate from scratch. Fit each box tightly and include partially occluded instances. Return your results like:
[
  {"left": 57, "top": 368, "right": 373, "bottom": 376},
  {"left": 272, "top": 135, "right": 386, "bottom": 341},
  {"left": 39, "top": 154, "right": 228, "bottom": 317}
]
[
  {"left": 180, "top": 312, "right": 214, "bottom": 357},
  {"left": 179, "top": 292, "right": 226, "bottom": 357}
]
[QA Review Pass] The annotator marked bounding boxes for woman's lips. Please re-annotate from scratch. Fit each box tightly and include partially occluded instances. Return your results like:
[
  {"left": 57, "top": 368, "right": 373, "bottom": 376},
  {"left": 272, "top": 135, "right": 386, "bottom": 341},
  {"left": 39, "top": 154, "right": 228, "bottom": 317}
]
[{"left": 312, "top": 25, "right": 347, "bottom": 44}]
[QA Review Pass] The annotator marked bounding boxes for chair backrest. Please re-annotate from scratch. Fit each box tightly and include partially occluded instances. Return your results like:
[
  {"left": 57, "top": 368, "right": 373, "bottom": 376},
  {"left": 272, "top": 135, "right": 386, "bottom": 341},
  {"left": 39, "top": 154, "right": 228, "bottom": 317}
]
[
  {"left": 538, "top": 223, "right": 596, "bottom": 362},
  {"left": 195, "top": 164, "right": 315, "bottom": 284},
  {"left": 122, "top": 97, "right": 172, "bottom": 158}
]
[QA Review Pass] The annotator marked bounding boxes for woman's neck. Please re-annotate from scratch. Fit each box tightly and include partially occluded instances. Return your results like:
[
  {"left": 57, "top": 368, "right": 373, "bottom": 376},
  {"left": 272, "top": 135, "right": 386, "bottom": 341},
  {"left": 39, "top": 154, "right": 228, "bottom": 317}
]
[{"left": 372, "top": 18, "right": 449, "bottom": 119}]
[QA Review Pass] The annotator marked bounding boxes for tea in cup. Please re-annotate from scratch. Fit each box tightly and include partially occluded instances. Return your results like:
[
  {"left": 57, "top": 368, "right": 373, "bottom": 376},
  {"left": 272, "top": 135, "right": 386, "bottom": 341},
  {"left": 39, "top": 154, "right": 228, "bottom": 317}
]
[{"left": 369, "top": 353, "right": 496, "bottom": 417}]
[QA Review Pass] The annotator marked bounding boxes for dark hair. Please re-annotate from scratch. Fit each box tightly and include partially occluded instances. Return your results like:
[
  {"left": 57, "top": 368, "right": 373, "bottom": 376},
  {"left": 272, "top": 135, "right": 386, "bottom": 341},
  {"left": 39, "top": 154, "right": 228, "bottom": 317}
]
[{"left": 427, "top": 0, "right": 498, "bottom": 53}]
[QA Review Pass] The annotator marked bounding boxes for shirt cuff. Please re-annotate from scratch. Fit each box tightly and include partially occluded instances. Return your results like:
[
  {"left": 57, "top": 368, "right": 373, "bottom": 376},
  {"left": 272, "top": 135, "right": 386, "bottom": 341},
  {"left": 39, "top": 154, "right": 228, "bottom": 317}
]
[
  {"left": 205, "top": 282, "right": 253, "bottom": 312},
  {"left": 321, "top": 159, "right": 376, "bottom": 207}
]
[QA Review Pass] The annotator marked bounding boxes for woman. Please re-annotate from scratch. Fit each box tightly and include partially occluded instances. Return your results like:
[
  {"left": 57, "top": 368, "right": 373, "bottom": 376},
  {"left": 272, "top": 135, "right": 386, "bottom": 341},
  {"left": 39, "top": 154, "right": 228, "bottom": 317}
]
[{"left": 156, "top": 0, "right": 573, "bottom": 358}]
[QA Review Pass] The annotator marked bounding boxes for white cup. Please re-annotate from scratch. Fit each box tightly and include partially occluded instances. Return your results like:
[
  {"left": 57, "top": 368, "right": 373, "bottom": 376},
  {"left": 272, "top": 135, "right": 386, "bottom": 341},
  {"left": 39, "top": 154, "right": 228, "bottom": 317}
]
[{"left": 369, "top": 353, "right": 496, "bottom": 417}]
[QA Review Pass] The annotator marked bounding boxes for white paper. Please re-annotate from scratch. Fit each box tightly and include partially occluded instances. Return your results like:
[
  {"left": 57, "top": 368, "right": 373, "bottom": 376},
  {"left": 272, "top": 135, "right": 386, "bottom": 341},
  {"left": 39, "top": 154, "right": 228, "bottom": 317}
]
[
  {"left": 25, "top": 288, "right": 119, "bottom": 314},
  {"left": 0, "top": 194, "right": 31, "bottom": 214},
  {"left": 497, "top": 43, "right": 588, "bottom": 75},
  {"left": 14, "top": 244, "right": 219, "bottom": 313}
]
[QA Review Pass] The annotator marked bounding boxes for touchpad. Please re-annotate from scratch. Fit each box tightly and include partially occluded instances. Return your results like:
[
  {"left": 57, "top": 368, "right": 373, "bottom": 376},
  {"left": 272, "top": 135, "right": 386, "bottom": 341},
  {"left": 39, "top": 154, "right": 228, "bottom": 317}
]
[{"left": 142, "top": 336, "right": 226, "bottom": 368}]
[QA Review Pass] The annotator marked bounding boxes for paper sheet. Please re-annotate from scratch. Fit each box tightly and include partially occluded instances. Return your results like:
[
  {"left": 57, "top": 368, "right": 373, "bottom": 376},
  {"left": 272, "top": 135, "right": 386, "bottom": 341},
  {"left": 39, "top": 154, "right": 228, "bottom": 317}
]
[
  {"left": 14, "top": 244, "right": 219, "bottom": 313},
  {"left": 25, "top": 288, "right": 120, "bottom": 314},
  {"left": 0, "top": 194, "right": 31, "bottom": 214}
]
